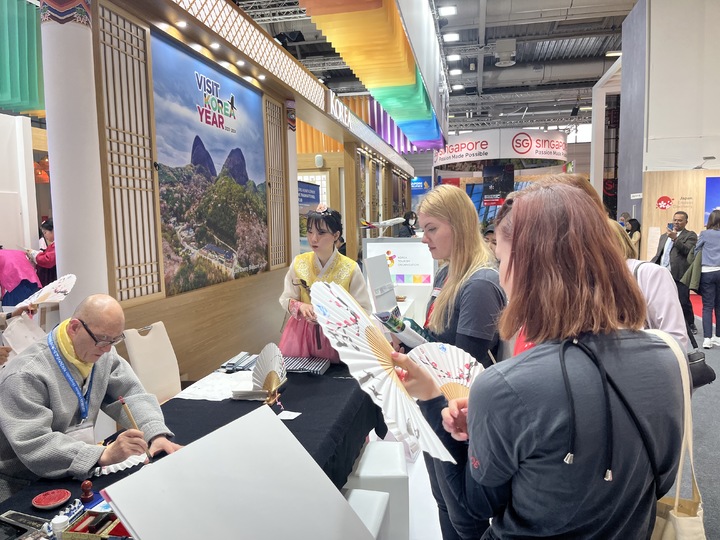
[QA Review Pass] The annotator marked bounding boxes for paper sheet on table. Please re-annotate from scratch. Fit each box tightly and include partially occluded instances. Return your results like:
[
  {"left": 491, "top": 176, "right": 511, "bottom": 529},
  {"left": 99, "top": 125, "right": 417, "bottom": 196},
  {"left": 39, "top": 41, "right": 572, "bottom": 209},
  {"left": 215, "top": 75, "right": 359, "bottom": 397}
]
[
  {"left": 175, "top": 371, "right": 252, "bottom": 401},
  {"left": 101, "top": 406, "right": 374, "bottom": 540},
  {"left": 2, "top": 313, "right": 46, "bottom": 360}
]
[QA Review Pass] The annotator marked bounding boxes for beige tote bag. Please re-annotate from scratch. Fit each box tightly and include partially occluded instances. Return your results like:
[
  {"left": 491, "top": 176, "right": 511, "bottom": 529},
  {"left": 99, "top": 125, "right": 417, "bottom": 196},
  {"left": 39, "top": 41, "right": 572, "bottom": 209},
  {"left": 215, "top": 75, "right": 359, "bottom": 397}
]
[{"left": 647, "top": 330, "right": 706, "bottom": 540}]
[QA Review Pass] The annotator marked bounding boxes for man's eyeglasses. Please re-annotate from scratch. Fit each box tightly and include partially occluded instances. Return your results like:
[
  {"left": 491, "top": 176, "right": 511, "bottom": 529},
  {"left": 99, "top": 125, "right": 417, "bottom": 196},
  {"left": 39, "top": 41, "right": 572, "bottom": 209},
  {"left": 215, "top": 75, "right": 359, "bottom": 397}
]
[{"left": 77, "top": 319, "right": 125, "bottom": 348}]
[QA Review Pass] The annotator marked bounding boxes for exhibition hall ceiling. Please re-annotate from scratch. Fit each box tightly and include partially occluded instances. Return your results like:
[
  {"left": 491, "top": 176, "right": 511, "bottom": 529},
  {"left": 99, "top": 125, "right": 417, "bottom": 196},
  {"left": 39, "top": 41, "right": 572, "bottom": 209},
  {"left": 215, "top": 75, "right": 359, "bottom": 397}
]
[{"left": 234, "top": 0, "right": 637, "bottom": 135}]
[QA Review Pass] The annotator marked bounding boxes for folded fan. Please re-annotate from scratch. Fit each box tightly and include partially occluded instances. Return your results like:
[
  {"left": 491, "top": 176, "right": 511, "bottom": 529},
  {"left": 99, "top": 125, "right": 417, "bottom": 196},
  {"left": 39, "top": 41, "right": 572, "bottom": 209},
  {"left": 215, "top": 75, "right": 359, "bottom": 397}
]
[
  {"left": 408, "top": 342, "right": 483, "bottom": 400},
  {"left": 311, "top": 281, "right": 455, "bottom": 463},
  {"left": 253, "top": 342, "right": 287, "bottom": 395},
  {"left": 233, "top": 343, "right": 287, "bottom": 404}
]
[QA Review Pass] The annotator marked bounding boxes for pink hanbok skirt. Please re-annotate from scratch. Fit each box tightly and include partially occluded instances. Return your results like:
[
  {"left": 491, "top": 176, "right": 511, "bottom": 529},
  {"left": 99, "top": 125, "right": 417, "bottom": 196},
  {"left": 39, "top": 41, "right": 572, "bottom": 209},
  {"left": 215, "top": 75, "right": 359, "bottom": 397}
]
[{"left": 279, "top": 317, "right": 340, "bottom": 363}]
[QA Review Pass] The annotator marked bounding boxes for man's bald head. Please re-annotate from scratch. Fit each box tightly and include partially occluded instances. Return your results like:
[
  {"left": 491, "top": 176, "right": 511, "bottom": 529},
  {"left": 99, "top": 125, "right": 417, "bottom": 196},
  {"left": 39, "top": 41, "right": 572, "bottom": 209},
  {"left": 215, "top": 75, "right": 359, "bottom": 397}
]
[
  {"left": 68, "top": 294, "right": 125, "bottom": 363},
  {"left": 73, "top": 294, "right": 125, "bottom": 326}
]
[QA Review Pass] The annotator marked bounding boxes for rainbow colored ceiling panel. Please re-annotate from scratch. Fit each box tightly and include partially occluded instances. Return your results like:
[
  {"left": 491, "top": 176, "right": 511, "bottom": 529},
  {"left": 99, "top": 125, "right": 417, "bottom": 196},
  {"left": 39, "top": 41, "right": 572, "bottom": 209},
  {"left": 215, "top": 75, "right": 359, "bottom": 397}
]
[{"left": 299, "top": 0, "right": 444, "bottom": 149}]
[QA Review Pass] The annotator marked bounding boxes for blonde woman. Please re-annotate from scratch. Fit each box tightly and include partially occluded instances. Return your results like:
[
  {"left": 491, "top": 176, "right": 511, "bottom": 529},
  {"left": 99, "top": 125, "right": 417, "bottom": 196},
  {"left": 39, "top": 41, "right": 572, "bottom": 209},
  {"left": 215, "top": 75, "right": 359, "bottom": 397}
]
[{"left": 416, "top": 184, "right": 505, "bottom": 540}]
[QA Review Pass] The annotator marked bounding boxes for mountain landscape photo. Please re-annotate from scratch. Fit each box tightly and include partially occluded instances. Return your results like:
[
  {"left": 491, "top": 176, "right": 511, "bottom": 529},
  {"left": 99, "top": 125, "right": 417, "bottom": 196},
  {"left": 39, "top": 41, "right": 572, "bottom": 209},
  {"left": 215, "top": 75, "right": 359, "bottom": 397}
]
[{"left": 159, "top": 135, "right": 268, "bottom": 296}]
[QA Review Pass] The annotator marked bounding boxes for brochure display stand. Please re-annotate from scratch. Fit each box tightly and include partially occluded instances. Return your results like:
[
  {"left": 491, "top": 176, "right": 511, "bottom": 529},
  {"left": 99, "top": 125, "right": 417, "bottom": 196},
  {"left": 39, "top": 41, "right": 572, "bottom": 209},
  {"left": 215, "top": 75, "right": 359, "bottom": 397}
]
[{"left": 363, "top": 238, "right": 436, "bottom": 322}]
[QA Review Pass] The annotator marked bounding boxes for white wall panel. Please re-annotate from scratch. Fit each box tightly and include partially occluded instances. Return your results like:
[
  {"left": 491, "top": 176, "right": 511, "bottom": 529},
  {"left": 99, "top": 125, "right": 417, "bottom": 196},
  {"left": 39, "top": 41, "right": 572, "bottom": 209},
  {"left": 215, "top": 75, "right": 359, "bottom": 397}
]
[{"left": 645, "top": 0, "right": 720, "bottom": 170}]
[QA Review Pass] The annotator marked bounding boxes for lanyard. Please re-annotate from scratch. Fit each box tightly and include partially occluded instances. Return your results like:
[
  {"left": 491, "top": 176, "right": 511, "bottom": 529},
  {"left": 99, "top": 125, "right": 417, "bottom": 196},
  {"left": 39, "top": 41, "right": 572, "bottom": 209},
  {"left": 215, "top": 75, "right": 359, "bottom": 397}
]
[{"left": 47, "top": 332, "right": 95, "bottom": 422}]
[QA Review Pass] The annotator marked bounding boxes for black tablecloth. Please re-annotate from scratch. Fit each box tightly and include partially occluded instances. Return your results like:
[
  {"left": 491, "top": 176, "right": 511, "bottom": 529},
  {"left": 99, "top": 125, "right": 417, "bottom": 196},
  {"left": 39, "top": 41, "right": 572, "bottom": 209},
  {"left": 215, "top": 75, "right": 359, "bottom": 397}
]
[{"left": 0, "top": 364, "right": 386, "bottom": 517}]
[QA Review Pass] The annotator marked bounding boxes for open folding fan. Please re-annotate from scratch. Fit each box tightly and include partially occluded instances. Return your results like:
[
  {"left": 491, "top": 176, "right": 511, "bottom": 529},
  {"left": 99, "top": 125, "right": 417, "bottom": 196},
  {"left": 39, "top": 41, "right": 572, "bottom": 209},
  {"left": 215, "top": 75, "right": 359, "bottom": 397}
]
[
  {"left": 310, "top": 281, "right": 455, "bottom": 463},
  {"left": 232, "top": 343, "right": 287, "bottom": 404},
  {"left": 19, "top": 274, "right": 76, "bottom": 307},
  {"left": 253, "top": 342, "right": 287, "bottom": 403},
  {"left": 408, "top": 343, "right": 483, "bottom": 401}
]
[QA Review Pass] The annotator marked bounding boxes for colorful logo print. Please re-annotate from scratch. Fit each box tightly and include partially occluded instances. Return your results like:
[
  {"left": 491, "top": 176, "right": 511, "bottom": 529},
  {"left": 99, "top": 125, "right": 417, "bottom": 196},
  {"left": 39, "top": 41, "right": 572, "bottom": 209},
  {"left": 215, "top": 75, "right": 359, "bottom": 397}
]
[{"left": 656, "top": 196, "right": 673, "bottom": 210}]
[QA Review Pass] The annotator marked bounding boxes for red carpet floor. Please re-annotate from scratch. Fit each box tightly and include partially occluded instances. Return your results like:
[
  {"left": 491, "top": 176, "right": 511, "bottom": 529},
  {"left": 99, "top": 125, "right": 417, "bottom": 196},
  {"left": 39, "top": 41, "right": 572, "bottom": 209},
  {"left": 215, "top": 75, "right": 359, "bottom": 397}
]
[{"left": 690, "top": 292, "right": 715, "bottom": 324}]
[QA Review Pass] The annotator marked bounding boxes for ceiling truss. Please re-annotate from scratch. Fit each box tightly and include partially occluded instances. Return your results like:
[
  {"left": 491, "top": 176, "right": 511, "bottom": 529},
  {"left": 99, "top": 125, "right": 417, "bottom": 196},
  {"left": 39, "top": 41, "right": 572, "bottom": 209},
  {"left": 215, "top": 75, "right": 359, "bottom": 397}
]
[{"left": 236, "top": 0, "right": 634, "bottom": 133}]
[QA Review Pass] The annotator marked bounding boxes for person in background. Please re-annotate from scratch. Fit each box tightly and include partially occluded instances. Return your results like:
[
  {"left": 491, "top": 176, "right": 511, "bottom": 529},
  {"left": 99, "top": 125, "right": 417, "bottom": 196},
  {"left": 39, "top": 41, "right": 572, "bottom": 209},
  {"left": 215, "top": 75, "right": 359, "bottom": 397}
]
[
  {"left": 695, "top": 209, "right": 720, "bottom": 348},
  {"left": 413, "top": 184, "right": 505, "bottom": 540},
  {"left": 650, "top": 211, "right": 698, "bottom": 334},
  {"left": 398, "top": 211, "right": 418, "bottom": 238},
  {"left": 279, "top": 205, "right": 372, "bottom": 362},
  {"left": 0, "top": 305, "right": 37, "bottom": 365},
  {"left": 0, "top": 294, "right": 181, "bottom": 502},
  {"left": 619, "top": 211, "right": 631, "bottom": 228},
  {"left": 482, "top": 224, "right": 496, "bottom": 256},
  {"left": 394, "top": 183, "right": 683, "bottom": 538},
  {"left": 0, "top": 249, "right": 42, "bottom": 306},
  {"left": 27, "top": 219, "right": 57, "bottom": 287},
  {"left": 611, "top": 221, "right": 688, "bottom": 349},
  {"left": 625, "top": 218, "right": 642, "bottom": 259},
  {"left": 334, "top": 236, "right": 347, "bottom": 257}
]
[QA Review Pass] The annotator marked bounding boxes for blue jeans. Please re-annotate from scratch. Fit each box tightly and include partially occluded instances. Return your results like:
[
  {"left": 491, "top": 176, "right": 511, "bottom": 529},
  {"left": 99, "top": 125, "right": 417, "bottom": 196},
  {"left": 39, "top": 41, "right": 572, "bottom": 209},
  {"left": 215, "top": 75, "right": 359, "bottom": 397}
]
[{"left": 700, "top": 270, "right": 720, "bottom": 337}]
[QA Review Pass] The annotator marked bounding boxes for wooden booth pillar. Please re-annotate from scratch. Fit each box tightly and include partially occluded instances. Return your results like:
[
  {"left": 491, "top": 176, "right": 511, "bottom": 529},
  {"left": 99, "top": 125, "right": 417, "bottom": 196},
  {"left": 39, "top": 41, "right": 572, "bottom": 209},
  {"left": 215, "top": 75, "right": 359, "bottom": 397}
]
[
  {"left": 327, "top": 157, "right": 342, "bottom": 213},
  {"left": 383, "top": 165, "right": 393, "bottom": 222},
  {"left": 343, "top": 142, "right": 359, "bottom": 261},
  {"left": 367, "top": 159, "right": 379, "bottom": 238}
]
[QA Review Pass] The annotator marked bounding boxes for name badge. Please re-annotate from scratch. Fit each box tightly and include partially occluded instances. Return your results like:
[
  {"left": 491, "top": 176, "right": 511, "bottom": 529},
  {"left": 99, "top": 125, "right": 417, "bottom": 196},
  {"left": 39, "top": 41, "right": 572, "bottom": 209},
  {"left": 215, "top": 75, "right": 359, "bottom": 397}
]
[
  {"left": 66, "top": 423, "right": 96, "bottom": 445},
  {"left": 431, "top": 287, "right": 442, "bottom": 298}
]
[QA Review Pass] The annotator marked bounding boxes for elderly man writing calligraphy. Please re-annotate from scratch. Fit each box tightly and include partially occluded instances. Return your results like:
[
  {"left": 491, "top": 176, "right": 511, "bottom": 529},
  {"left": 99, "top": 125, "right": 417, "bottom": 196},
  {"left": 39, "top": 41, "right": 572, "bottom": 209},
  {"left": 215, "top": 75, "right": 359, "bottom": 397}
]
[{"left": 0, "top": 294, "right": 181, "bottom": 501}]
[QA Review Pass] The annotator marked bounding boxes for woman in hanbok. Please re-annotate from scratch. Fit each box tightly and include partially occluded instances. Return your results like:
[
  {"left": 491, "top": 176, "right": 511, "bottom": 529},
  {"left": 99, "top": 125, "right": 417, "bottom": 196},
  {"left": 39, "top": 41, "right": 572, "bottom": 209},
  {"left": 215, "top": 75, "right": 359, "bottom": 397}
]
[{"left": 279, "top": 205, "right": 372, "bottom": 361}]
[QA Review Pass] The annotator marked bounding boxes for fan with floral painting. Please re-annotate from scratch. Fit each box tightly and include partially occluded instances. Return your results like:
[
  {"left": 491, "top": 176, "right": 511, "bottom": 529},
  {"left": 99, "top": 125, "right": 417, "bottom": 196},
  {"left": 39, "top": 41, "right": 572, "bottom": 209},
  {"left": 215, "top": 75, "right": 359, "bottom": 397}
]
[{"left": 310, "top": 281, "right": 455, "bottom": 463}]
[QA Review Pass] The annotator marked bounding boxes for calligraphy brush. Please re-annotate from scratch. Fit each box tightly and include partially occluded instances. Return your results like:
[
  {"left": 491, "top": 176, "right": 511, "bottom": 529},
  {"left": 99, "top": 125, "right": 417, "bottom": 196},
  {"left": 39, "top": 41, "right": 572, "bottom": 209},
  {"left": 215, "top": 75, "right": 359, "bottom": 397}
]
[{"left": 118, "top": 396, "right": 154, "bottom": 462}]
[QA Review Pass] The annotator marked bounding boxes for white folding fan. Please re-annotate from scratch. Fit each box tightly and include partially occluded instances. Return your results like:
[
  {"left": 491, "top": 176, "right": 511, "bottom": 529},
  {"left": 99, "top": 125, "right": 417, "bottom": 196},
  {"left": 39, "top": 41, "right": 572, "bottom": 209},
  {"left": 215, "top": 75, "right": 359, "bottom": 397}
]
[
  {"left": 233, "top": 343, "right": 287, "bottom": 404},
  {"left": 18, "top": 274, "right": 77, "bottom": 307},
  {"left": 311, "top": 281, "right": 455, "bottom": 463},
  {"left": 408, "top": 343, "right": 483, "bottom": 401}
]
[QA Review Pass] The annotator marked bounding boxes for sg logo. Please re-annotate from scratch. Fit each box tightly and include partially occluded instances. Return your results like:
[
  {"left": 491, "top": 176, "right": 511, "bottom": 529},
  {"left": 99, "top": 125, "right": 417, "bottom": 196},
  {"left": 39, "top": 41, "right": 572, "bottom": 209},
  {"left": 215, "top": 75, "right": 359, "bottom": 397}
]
[{"left": 512, "top": 132, "right": 533, "bottom": 155}]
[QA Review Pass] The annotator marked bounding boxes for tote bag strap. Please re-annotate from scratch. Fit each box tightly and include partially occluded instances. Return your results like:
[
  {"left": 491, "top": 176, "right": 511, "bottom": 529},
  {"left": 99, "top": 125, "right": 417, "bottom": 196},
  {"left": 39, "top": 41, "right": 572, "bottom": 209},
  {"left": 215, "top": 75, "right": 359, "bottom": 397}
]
[{"left": 645, "top": 329, "right": 701, "bottom": 511}]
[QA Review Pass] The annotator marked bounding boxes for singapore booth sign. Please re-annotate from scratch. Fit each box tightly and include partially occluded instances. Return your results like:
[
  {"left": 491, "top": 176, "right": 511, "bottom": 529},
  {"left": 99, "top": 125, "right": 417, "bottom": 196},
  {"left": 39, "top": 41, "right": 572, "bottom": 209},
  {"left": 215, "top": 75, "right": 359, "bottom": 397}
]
[{"left": 433, "top": 128, "right": 568, "bottom": 166}]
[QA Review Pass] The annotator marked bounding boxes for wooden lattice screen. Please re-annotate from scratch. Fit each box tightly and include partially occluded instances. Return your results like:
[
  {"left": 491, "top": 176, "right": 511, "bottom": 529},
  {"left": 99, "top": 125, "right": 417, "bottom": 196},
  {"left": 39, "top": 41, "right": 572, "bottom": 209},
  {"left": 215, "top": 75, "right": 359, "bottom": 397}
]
[
  {"left": 98, "top": 4, "right": 163, "bottom": 301},
  {"left": 264, "top": 96, "right": 288, "bottom": 269}
]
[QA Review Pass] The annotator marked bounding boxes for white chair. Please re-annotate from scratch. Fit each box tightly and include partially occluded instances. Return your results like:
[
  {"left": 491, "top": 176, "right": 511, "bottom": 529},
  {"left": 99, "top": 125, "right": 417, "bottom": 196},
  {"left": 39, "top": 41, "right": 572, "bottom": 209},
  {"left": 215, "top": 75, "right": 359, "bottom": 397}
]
[
  {"left": 344, "top": 488, "right": 390, "bottom": 540},
  {"left": 123, "top": 321, "right": 182, "bottom": 403},
  {"left": 344, "top": 441, "right": 409, "bottom": 540}
]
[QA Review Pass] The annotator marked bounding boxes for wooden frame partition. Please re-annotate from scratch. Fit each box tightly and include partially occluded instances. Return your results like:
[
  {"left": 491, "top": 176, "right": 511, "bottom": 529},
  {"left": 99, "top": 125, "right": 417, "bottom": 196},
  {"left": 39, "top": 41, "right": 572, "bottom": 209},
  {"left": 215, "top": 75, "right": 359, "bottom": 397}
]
[
  {"left": 93, "top": 0, "right": 295, "bottom": 379},
  {"left": 118, "top": 267, "right": 288, "bottom": 381},
  {"left": 297, "top": 152, "right": 344, "bottom": 212},
  {"left": 94, "top": 1, "right": 165, "bottom": 303},
  {"left": 641, "top": 169, "right": 720, "bottom": 260}
]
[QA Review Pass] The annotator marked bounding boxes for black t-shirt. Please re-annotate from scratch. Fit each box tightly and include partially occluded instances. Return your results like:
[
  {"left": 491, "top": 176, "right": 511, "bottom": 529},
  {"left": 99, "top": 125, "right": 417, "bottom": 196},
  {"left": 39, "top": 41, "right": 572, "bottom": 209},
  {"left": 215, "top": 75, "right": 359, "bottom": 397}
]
[{"left": 426, "top": 265, "right": 505, "bottom": 364}]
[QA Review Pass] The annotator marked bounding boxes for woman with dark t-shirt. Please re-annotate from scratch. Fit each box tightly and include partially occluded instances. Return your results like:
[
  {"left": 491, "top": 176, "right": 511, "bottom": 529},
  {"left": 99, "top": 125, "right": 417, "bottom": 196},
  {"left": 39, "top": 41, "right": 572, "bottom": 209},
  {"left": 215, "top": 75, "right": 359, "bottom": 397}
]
[
  {"left": 414, "top": 184, "right": 505, "bottom": 540},
  {"left": 395, "top": 183, "right": 683, "bottom": 539}
]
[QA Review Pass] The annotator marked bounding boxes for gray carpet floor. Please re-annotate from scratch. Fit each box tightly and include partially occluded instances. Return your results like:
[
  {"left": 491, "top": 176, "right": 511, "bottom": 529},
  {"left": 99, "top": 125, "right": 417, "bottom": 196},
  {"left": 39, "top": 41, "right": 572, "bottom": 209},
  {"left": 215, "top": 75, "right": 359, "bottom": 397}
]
[{"left": 688, "top": 317, "right": 719, "bottom": 536}]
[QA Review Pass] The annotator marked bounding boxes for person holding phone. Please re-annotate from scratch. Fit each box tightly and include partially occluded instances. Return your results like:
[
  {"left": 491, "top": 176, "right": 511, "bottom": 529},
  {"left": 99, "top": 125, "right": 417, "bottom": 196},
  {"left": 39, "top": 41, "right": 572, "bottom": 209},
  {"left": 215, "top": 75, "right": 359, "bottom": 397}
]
[
  {"left": 618, "top": 211, "right": 631, "bottom": 228},
  {"left": 650, "top": 211, "right": 698, "bottom": 333}
]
